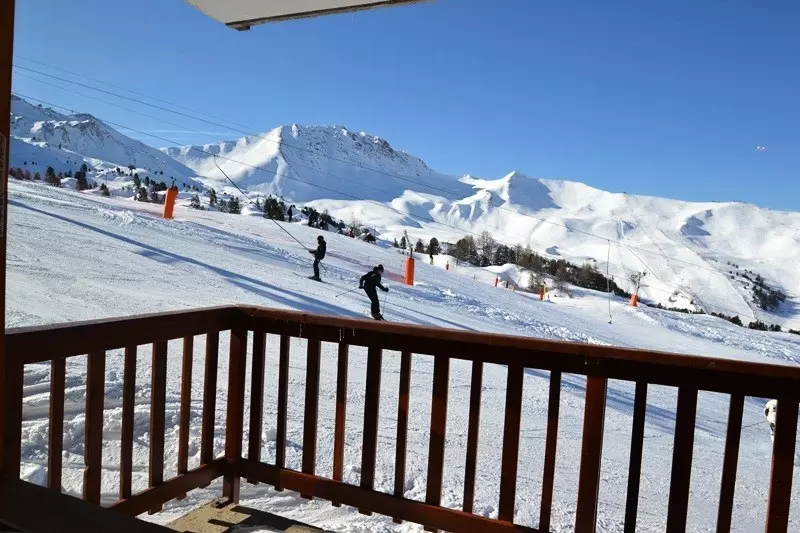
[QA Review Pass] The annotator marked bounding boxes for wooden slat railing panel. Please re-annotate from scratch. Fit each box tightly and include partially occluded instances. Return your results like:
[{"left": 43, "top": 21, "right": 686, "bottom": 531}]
[
  {"left": 148, "top": 341, "right": 168, "bottom": 514},
  {"left": 201, "top": 331, "right": 219, "bottom": 467},
  {"left": 223, "top": 327, "right": 247, "bottom": 502},
  {"left": 177, "top": 336, "right": 193, "bottom": 499},
  {"left": 624, "top": 381, "right": 647, "bottom": 533},
  {"left": 47, "top": 358, "right": 66, "bottom": 491},
  {"left": 247, "top": 330, "right": 266, "bottom": 474},
  {"left": 575, "top": 376, "right": 608, "bottom": 532},
  {"left": 332, "top": 342, "right": 349, "bottom": 508},
  {"left": 120, "top": 345, "right": 136, "bottom": 500},
  {"left": 359, "top": 346, "right": 383, "bottom": 515},
  {"left": 275, "top": 335, "right": 290, "bottom": 491},
  {"left": 301, "top": 339, "right": 322, "bottom": 500},
  {"left": 765, "top": 398, "right": 799, "bottom": 533},
  {"left": 716, "top": 393, "right": 744, "bottom": 533},
  {"left": 83, "top": 351, "right": 105, "bottom": 505},
  {"left": 393, "top": 351, "right": 412, "bottom": 523},
  {"left": 666, "top": 387, "right": 698, "bottom": 533},
  {"left": 539, "top": 370, "right": 561, "bottom": 531},
  {"left": 425, "top": 356, "right": 450, "bottom": 513},
  {"left": 497, "top": 365, "right": 523, "bottom": 523},
  {"left": 462, "top": 360, "right": 483, "bottom": 515}
]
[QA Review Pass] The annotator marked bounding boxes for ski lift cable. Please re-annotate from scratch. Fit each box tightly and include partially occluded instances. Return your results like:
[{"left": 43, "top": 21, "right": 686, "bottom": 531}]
[{"left": 213, "top": 155, "right": 312, "bottom": 253}]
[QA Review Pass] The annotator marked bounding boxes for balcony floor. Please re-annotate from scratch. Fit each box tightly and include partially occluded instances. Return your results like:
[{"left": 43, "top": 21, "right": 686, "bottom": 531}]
[{"left": 168, "top": 499, "right": 327, "bottom": 533}]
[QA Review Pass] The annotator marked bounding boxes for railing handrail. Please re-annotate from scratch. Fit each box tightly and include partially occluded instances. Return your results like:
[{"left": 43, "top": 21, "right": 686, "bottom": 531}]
[
  {"left": 235, "top": 305, "right": 800, "bottom": 398},
  {"left": 6, "top": 304, "right": 800, "bottom": 396},
  {"left": 5, "top": 305, "right": 236, "bottom": 363}
]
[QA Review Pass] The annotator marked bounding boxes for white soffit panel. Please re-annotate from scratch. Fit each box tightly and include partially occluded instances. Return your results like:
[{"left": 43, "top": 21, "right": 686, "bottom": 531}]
[{"left": 185, "top": 0, "right": 427, "bottom": 30}]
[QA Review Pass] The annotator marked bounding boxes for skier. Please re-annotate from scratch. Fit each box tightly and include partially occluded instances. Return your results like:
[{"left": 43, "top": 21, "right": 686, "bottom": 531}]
[
  {"left": 360, "top": 264, "right": 389, "bottom": 320},
  {"left": 308, "top": 235, "right": 326, "bottom": 281},
  {"left": 287, "top": 205, "right": 293, "bottom": 222}
]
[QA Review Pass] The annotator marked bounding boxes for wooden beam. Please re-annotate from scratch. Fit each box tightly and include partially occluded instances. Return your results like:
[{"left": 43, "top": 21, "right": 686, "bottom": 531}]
[{"left": 0, "top": 0, "right": 13, "bottom": 482}]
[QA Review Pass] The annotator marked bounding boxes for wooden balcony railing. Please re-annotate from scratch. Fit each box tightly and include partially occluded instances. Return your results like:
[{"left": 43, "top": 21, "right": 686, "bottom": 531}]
[{"left": 0, "top": 305, "right": 798, "bottom": 532}]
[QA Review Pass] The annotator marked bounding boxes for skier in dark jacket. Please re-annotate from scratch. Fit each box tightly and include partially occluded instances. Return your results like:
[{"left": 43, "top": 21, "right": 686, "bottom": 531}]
[
  {"left": 309, "top": 235, "right": 326, "bottom": 281},
  {"left": 360, "top": 264, "right": 388, "bottom": 320}
]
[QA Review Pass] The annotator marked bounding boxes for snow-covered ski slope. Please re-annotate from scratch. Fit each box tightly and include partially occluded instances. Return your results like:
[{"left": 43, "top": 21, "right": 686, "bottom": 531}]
[
  {"left": 7, "top": 182, "right": 799, "bottom": 532},
  {"left": 166, "top": 124, "right": 800, "bottom": 329}
]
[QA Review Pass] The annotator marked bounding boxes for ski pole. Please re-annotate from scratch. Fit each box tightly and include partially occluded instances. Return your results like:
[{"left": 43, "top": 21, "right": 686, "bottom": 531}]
[{"left": 334, "top": 287, "right": 360, "bottom": 298}]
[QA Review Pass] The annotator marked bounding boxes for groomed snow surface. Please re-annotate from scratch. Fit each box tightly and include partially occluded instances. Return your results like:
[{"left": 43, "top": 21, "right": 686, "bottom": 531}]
[{"left": 8, "top": 181, "right": 800, "bottom": 532}]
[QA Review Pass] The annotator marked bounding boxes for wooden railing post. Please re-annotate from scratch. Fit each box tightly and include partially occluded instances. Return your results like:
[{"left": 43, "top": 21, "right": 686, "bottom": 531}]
[
  {"left": 177, "top": 337, "right": 193, "bottom": 499},
  {"left": 497, "top": 364, "right": 523, "bottom": 523},
  {"left": 575, "top": 376, "right": 607, "bottom": 533},
  {"left": 359, "top": 345, "right": 383, "bottom": 515},
  {"left": 716, "top": 393, "right": 744, "bottom": 533},
  {"left": 0, "top": 356, "right": 23, "bottom": 479},
  {"left": 83, "top": 351, "right": 105, "bottom": 505},
  {"left": 539, "top": 370, "right": 561, "bottom": 531},
  {"left": 247, "top": 330, "right": 266, "bottom": 482},
  {"left": 201, "top": 331, "right": 219, "bottom": 468},
  {"left": 120, "top": 346, "right": 136, "bottom": 501},
  {"left": 666, "top": 387, "right": 698, "bottom": 532},
  {"left": 764, "top": 398, "right": 799, "bottom": 533},
  {"left": 275, "top": 335, "right": 290, "bottom": 491},
  {"left": 462, "top": 360, "right": 483, "bottom": 515},
  {"left": 332, "top": 343, "right": 349, "bottom": 507},
  {"left": 301, "top": 339, "right": 322, "bottom": 499},
  {"left": 223, "top": 327, "right": 247, "bottom": 503},
  {"left": 393, "top": 351, "right": 412, "bottom": 523},
  {"left": 624, "top": 382, "right": 648, "bottom": 533},
  {"left": 47, "top": 359, "right": 66, "bottom": 491},
  {"left": 148, "top": 341, "right": 168, "bottom": 514}
]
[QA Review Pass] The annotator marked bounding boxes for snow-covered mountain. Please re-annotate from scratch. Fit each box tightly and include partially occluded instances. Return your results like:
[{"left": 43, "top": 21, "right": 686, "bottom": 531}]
[
  {"left": 166, "top": 124, "right": 800, "bottom": 327},
  {"left": 9, "top": 96, "right": 195, "bottom": 183},
  {"left": 8, "top": 95, "right": 798, "bottom": 327}
]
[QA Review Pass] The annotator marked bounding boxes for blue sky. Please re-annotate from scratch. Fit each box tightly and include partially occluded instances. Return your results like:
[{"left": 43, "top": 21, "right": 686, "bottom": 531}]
[{"left": 11, "top": 0, "right": 800, "bottom": 210}]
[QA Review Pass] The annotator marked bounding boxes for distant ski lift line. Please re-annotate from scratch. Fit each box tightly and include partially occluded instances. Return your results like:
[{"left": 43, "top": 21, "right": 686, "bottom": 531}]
[{"left": 184, "top": 0, "right": 429, "bottom": 30}]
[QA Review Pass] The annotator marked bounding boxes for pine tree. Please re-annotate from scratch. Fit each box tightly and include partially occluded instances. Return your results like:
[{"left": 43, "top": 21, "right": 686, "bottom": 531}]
[
  {"left": 44, "top": 166, "right": 60, "bottom": 187},
  {"left": 75, "top": 170, "right": 89, "bottom": 191},
  {"left": 414, "top": 239, "right": 425, "bottom": 253},
  {"left": 33, "top": 171, "right": 41, "bottom": 181},
  {"left": 427, "top": 237, "right": 441, "bottom": 255},
  {"left": 393, "top": 238, "right": 399, "bottom": 248},
  {"left": 189, "top": 194, "right": 203, "bottom": 210},
  {"left": 132, "top": 174, "right": 141, "bottom": 189},
  {"left": 209, "top": 189, "right": 217, "bottom": 206},
  {"left": 228, "top": 197, "right": 242, "bottom": 215},
  {"left": 99, "top": 183, "right": 110, "bottom": 197},
  {"left": 80, "top": 163, "right": 88, "bottom": 174},
  {"left": 149, "top": 189, "right": 161, "bottom": 203},
  {"left": 399, "top": 236, "right": 407, "bottom": 250},
  {"left": 136, "top": 187, "right": 149, "bottom": 202}
]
